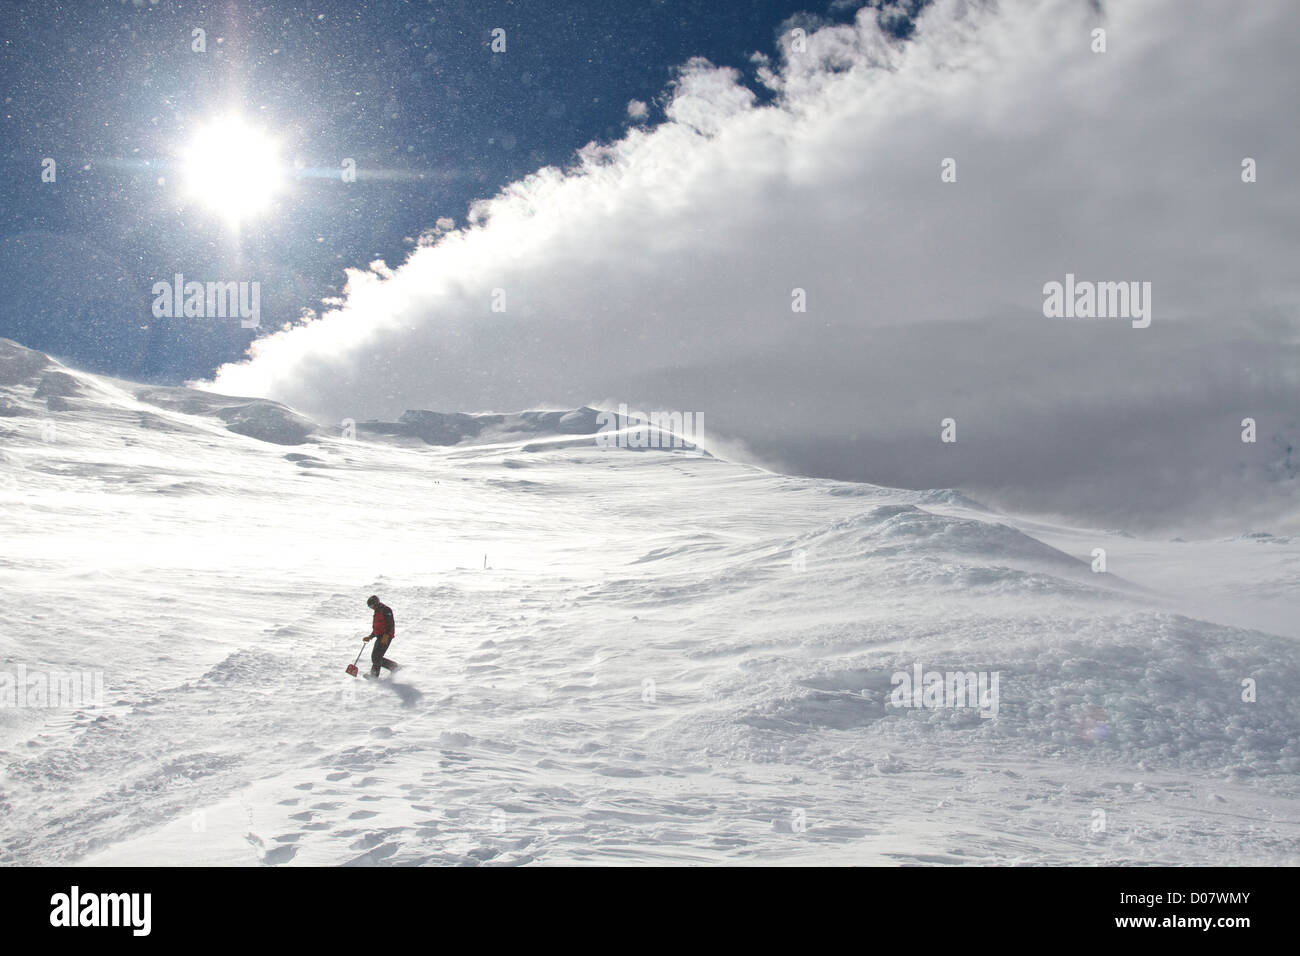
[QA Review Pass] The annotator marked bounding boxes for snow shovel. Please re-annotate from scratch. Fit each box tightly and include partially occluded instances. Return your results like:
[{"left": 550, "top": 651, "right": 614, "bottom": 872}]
[{"left": 345, "top": 641, "right": 367, "bottom": 677}]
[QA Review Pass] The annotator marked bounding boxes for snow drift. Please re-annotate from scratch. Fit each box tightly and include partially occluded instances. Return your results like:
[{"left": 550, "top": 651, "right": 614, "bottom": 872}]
[{"left": 2, "top": 340, "right": 1297, "bottom": 865}]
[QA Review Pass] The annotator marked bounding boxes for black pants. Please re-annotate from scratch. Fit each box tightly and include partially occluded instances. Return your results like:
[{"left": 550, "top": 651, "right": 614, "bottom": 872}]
[{"left": 370, "top": 636, "right": 395, "bottom": 676}]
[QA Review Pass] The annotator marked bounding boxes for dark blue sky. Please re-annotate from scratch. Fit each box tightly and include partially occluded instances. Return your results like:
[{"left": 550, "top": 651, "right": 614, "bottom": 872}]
[{"left": 0, "top": 0, "right": 924, "bottom": 382}]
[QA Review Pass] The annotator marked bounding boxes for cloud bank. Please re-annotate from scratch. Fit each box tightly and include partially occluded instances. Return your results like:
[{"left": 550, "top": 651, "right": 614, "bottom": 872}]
[{"left": 211, "top": 0, "right": 1300, "bottom": 532}]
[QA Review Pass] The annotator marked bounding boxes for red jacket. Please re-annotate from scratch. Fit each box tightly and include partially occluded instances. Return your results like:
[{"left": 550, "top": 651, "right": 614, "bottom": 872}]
[{"left": 371, "top": 603, "right": 395, "bottom": 641}]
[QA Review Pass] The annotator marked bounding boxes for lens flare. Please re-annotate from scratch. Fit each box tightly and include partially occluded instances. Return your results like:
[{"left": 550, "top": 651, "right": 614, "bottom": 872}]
[{"left": 180, "top": 116, "right": 284, "bottom": 226}]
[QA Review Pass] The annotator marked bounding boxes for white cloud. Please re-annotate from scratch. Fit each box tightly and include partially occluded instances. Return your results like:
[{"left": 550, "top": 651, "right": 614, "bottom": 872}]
[{"left": 211, "top": 0, "right": 1300, "bottom": 531}]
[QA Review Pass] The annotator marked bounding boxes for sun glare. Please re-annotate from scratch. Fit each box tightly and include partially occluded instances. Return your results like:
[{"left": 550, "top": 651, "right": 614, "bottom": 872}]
[{"left": 180, "top": 116, "right": 284, "bottom": 226}]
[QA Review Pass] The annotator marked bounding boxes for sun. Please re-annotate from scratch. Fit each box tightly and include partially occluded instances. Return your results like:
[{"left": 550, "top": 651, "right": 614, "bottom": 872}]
[{"left": 180, "top": 116, "right": 285, "bottom": 226}]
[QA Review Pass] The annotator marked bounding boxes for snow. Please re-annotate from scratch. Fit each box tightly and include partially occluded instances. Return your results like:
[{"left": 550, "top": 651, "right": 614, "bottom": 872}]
[{"left": 0, "top": 338, "right": 1297, "bottom": 865}]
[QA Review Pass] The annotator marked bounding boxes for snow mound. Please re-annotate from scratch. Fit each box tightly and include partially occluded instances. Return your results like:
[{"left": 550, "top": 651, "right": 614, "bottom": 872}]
[
  {"left": 359, "top": 407, "right": 604, "bottom": 446},
  {"left": 216, "top": 401, "right": 317, "bottom": 446},
  {"left": 821, "top": 504, "right": 1082, "bottom": 568},
  {"left": 136, "top": 385, "right": 317, "bottom": 445},
  {"left": 912, "top": 488, "right": 990, "bottom": 511},
  {"left": 33, "top": 371, "right": 84, "bottom": 400},
  {"left": 0, "top": 337, "right": 53, "bottom": 388},
  {"left": 731, "top": 613, "right": 1299, "bottom": 776}
]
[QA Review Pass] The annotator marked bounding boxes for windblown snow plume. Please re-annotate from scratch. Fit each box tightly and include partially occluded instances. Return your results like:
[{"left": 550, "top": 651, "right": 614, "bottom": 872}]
[{"left": 212, "top": 0, "right": 1300, "bottom": 531}]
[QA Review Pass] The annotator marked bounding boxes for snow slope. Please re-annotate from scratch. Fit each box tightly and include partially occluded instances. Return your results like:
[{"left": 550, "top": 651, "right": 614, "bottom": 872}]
[{"left": 1, "top": 339, "right": 1297, "bottom": 866}]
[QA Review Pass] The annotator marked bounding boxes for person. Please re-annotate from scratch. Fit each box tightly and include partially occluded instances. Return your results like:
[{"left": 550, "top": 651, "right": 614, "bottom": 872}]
[{"left": 363, "top": 594, "right": 397, "bottom": 678}]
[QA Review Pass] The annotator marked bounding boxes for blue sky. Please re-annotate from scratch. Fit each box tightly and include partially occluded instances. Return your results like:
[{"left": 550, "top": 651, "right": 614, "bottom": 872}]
[{"left": 0, "top": 0, "right": 920, "bottom": 380}]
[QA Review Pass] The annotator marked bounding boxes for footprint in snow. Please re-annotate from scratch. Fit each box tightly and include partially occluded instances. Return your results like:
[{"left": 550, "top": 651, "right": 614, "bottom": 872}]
[
  {"left": 344, "top": 843, "right": 398, "bottom": 866},
  {"left": 262, "top": 845, "right": 298, "bottom": 866}
]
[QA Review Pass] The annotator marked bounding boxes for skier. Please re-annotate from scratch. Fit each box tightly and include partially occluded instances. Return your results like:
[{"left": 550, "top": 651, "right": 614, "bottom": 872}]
[{"left": 363, "top": 594, "right": 397, "bottom": 678}]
